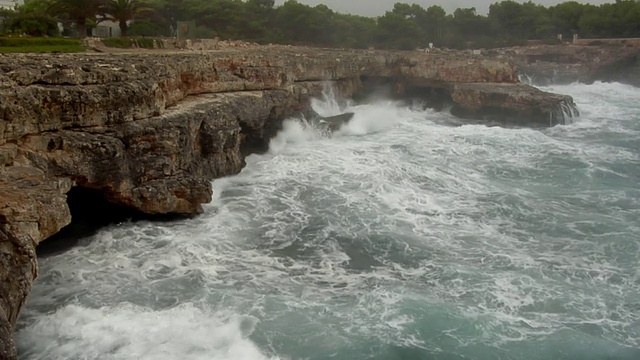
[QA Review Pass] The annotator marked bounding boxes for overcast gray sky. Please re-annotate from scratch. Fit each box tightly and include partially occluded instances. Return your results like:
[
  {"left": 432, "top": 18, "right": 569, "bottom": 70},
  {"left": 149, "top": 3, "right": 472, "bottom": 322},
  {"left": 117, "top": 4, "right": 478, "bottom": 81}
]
[{"left": 274, "top": 0, "right": 613, "bottom": 16}]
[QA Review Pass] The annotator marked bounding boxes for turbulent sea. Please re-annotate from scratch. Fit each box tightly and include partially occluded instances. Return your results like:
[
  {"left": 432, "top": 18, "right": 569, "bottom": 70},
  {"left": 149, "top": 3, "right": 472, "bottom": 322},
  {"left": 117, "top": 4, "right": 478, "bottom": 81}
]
[{"left": 15, "top": 82, "right": 640, "bottom": 360}]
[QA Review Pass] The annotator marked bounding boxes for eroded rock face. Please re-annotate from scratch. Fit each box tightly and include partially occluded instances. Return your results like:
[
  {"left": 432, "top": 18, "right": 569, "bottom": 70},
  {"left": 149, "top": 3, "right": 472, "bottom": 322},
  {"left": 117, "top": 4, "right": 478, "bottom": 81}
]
[
  {"left": 0, "top": 45, "right": 576, "bottom": 355},
  {"left": 16, "top": 87, "right": 330, "bottom": 214}
]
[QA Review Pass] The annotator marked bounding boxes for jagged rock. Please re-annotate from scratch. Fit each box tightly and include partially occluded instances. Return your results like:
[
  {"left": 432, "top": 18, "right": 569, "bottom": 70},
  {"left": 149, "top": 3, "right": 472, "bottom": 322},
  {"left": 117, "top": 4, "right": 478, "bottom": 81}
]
[
  {"left": 450, "top": 83, "right": 579, "bottom": 127},
  {"left": 0, "top": 310, "right": 16, "bottom": 359},
  {"left": 0, "top": 144, "right": 17, "bottom": 166}
]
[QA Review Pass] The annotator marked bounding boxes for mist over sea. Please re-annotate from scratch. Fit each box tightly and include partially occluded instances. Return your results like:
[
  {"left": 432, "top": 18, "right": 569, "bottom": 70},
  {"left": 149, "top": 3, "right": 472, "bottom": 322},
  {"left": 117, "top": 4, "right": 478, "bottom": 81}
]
[{"left": 15, "top": 81, "right": 640, "bottom": 360}]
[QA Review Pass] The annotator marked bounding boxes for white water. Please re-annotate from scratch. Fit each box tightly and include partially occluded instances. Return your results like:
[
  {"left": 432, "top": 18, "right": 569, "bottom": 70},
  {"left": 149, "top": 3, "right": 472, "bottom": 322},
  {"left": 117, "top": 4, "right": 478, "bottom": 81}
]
[{"left": 16, "top": 82, "right": 640, "bottom": 360}]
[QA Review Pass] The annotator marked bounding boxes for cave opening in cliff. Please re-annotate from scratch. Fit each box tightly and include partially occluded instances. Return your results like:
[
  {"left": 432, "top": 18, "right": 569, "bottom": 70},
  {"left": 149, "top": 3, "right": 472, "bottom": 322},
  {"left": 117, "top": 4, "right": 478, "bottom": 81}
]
[
  {"left": 239, "top": 106, "right": 284, "bottom": 157},
  {"left": 402, "top": 86, "right": 453, "bottom": 112},
  {"left": 38, "top": 187, "right": 169, "bottom": 256},
  {"left": 354, "top": 76, "right": 396, "bottom": 102}
]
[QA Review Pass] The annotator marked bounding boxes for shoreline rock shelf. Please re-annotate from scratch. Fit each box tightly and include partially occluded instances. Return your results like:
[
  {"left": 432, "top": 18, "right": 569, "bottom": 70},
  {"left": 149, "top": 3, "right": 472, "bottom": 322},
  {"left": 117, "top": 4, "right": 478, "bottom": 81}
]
[{"left": 0, "top": 45, "right": 583, "bottom": 358}]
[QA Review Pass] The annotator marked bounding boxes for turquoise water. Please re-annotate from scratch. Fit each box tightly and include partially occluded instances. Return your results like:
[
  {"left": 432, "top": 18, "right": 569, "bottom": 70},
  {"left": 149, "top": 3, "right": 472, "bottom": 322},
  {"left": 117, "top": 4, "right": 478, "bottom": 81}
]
[{"left": 16, "top": 82, "right": 640, "bottom": 359}]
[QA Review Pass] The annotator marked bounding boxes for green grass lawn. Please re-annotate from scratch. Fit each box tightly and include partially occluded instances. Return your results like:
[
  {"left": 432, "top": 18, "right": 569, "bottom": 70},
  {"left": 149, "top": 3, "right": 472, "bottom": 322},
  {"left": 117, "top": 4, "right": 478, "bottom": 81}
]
[{"left": 0, "top": 37, "right": 85, "bottom": 53}]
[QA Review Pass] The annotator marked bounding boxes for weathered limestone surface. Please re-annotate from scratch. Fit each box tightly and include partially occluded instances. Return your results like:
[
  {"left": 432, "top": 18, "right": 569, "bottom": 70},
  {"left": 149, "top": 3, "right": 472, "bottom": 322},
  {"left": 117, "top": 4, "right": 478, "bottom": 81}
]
[
  {"left": 0, "top": 45, "right": 576, "bottom": 358},
  {"left": 0, "top": 47, "right": 521, "bottom": 143}
]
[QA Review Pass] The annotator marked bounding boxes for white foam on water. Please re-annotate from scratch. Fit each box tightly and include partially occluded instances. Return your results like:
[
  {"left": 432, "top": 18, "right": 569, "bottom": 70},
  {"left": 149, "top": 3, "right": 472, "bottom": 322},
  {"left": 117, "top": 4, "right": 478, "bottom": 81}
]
[
  {"left": 334, "top": 101, "right": 407, "bottom": 136},
  {"left": 17, "top": 304, "right": 275, "bottom": 360},
  {"left": 542, "top": 82, "right": 640, "bottom": 129},
  {"left": 267, "top": 118, "right": 324, "bottom": 154}
]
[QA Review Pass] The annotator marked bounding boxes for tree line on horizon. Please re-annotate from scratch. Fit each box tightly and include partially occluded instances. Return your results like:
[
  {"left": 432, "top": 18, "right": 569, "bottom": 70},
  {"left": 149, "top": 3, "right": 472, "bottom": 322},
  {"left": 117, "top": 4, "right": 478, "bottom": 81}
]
[{"left": 1, "top": 0, "right": 640, "bottom": 49}]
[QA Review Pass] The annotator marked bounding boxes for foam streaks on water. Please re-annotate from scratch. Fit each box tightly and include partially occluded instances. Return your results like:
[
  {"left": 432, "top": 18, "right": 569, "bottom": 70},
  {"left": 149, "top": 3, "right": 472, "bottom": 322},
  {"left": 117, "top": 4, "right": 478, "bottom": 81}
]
[{"left": 15, "top": 82, "right": 640, "bottom": 360}]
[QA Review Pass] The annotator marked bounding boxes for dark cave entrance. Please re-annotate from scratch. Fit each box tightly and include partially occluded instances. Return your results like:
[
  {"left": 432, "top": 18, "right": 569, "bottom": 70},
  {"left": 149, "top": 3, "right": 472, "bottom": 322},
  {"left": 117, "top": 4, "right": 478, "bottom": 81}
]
[{"left": 37, "top": 186, "right": 179, "bottom": 257}]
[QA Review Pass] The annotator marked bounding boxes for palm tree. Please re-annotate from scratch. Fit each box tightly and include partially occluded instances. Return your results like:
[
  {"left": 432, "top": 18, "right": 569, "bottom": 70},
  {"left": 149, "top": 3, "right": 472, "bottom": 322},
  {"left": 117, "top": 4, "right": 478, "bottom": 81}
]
[
  {"left": 104, "top": 0, "right": 150, "bottom": 37},
  {"left": 49, "top": 0, "right": 105, "bottom": 37}
]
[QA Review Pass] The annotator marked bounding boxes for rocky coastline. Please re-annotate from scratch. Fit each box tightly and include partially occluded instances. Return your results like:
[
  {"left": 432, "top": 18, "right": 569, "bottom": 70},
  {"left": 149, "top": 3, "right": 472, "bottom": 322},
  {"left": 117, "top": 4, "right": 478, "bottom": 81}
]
[
  {"left": 0, "top": 43, "right": 637, "bottom": 358},
  {"left": 489, "top": 44, "right": 640, "bottom": 86}
]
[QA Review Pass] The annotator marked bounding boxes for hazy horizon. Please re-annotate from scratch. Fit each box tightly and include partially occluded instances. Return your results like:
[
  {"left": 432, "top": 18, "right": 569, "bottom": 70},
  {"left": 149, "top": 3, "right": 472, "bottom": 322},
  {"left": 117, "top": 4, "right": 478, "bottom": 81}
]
[{"left": 274, "top": 0, "right": 613, "bottom": 16}]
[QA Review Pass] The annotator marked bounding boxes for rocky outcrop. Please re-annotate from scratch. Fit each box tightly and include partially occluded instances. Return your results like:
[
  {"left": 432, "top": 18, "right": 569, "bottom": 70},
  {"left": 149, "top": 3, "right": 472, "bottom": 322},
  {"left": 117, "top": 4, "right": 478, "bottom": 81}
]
[
  {"left": 451, "top": 83, "right": 579, "bottom": 126},
  {"left": 309, "top": 112, "right": 355, "bottom": 132},
  {"left": 485, "top": 44, "right": 640, "bottom": 86},
  {"left": 0, "top": 45, "right": 578, "bottom": 358}
]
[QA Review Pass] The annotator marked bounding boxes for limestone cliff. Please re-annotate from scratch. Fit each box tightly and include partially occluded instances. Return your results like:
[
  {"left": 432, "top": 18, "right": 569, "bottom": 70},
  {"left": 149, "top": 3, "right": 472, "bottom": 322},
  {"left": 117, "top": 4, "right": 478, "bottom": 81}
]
[{"left": 0, "top": 45, "right": 577, "bottom": 358}]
